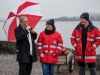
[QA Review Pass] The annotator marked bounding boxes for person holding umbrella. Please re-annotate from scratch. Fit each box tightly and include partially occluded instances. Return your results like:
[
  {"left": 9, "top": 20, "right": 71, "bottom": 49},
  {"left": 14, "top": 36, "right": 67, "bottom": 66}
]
[
  {"left": 14, "top": 16, "right": 37, "bottom": 75},
  {"left": 3, "top": 1, "right": 42, "bottom": 41},
  {"left": 37, "top": 19, "right": 63, "bottom": 75},
  {"left": 70, "top": 12, "right": 100, "bottom": 75}
]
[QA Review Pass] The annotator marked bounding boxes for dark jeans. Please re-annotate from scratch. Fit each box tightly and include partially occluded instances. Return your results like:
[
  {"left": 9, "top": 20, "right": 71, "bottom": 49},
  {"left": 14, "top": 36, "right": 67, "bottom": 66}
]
[
  {"left": 42, "top": 63, "right": 55, "bottom": 75},
  {"left": 19, "top": 56, "right": 33, "bottom": 75}
]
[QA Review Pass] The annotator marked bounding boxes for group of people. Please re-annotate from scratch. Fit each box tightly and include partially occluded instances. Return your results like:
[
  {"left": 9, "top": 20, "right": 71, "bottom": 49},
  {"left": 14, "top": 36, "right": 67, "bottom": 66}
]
[{"left": 14, "top": 12, "right": 100, "bottom": 75}]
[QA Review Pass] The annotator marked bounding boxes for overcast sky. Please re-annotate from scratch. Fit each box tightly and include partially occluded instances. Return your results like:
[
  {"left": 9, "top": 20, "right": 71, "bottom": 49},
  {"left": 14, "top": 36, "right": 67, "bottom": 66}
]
[{"left": 0, "top": 0, "right": 100, "bottom": 20}]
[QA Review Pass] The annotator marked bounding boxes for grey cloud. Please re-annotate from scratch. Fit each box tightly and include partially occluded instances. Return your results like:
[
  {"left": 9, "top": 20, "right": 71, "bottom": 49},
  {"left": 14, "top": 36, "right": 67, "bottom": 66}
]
[{"left": 0, "top": 0, "right": 100, "bottom": 20}]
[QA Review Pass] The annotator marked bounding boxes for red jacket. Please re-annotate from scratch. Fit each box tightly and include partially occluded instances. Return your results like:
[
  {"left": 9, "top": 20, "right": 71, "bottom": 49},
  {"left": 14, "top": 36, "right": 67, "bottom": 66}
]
[
  {"left": 37, "top": 31, "right": 63, "bottom": 64},
  {"left": 71, "top": 22, "right": 100, "bottom": 63}
]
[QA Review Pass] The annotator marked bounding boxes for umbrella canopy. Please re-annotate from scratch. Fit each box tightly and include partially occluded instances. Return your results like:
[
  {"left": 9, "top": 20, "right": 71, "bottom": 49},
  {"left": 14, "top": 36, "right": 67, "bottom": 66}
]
[{"left": 3, "top": 1, "right": 42, "bottom": 41}]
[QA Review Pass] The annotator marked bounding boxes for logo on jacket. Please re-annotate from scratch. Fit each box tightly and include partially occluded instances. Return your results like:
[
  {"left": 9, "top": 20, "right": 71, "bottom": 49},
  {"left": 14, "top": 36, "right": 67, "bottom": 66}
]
[{"left": 53, "top": 40, "right": 57, "bottom": 44}]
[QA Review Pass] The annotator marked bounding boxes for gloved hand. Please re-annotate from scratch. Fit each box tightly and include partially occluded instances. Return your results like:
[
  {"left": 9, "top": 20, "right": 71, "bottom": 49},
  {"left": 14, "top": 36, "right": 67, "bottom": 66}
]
[{"left": 61, "top": 47, "right": 69, "bottom": 55}]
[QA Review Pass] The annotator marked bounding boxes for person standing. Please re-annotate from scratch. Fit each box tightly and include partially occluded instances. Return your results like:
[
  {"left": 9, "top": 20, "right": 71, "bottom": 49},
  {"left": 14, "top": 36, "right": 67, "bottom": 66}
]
[
  {"left": 70, "top": 12, "right": 100, "bottom": 75},
  {"left": 37, "top": 19, "right": 63, "bottom": 75},
  {"left": 14, "top": 16, "right": 37, "bottom": 75}
]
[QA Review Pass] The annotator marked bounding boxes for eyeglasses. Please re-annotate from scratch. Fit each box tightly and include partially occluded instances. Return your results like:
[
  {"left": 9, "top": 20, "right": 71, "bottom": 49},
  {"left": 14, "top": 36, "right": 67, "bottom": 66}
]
[{"left": 22, "top": 20, "right": 28, "bottom": 22}]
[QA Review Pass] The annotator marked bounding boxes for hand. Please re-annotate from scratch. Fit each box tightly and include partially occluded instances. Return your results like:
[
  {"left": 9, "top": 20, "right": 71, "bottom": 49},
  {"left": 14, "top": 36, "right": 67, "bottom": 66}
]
[
  {"left": 64, "top": 51, "right": 68, "bottom": 55},
  {"left": 26, "top": 26, "right": 31, "bottom": 30},
  {"left": 40, "top": 53, "right": 44, "bottom": 58},
  {"left": 31, "top": 29, "right": 36, "bottom": 33},
  {"left": 62, "top": 47, "right": 66, "bottom": 51},
  {"left": 53, "top": 53, "right": 56, "bottom": 56}
]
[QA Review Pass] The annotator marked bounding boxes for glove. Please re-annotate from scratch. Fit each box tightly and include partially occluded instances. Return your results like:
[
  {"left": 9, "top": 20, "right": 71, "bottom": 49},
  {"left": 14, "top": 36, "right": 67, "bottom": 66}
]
[{"left": 61, "top": 47, "right": 69, "bottom": 55}]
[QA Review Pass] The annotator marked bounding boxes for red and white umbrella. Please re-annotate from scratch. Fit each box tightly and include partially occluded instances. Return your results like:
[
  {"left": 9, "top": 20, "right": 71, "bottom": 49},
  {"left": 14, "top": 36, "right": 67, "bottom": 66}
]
[{"left": 3, "top": 1, "right": 42, "bottom": 41}]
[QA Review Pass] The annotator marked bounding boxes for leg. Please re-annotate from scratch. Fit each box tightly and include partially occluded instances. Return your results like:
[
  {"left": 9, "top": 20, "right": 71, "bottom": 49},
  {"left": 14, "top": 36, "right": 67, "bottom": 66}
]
[
  {"left": 78, "top": 62, "right": 85, "bottom": 75},
  {"left": 88, "top": 63, "right": 98, "bottom": 75},
  {"left": 49, "top": 64, "right": 55, "bottom": 75},
  {"left": 57, "top": 65, "right": 59, "bottom": 73},
  {"left": 19, "top": 62, "right": 27, "bottom": 75},
  {"left": 26, "top": 56, "right": 33, "bottom": 75},
  {"left": 42, "top": 63, "right": 49, "bottom": 75}
]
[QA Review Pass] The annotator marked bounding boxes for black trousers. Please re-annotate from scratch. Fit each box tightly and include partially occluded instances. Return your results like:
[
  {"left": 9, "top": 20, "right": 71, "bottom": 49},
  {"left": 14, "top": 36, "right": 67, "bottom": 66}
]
[
  {"left": 19, "top": 56, "right": 33, "bottom": 75},
  {"left": 78, "top": 62, "right": 96, "bottom": 68}
]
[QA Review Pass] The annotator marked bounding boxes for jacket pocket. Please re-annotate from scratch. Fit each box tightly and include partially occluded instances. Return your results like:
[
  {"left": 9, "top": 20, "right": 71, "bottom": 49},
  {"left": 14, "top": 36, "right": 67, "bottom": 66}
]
[
  {"left": 50, "top": 53, "right": 57, "bottom": 63},
  {"left": 40, "top": 53, "right": 48, "bottom": 62},
  {"left": 87, "top": 46, "right": 96, "bottom": 55}
]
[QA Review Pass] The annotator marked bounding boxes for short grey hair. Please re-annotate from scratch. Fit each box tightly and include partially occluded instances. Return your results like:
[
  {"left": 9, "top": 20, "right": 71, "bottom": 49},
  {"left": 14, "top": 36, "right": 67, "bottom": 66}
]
[{"left": 19, "top": 16, "right": 27, "bottom": 22}]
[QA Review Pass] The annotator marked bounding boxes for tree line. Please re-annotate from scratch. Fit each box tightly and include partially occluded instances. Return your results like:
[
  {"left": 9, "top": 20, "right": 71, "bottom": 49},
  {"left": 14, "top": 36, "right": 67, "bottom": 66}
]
[{"left": 54, "top": 16, "right": 100, "bottom": 21}]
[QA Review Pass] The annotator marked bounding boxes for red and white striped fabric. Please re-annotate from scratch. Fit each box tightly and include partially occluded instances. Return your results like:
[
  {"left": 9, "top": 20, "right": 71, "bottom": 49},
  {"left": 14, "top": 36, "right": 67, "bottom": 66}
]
[{"left": 3, "top": 1, "right": 42, "bottom": 41}]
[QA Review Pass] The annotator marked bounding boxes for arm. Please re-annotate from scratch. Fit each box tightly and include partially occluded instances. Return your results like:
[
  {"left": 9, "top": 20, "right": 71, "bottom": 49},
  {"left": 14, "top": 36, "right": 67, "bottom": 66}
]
[
  {"left": 37, "top": 33, "right": 43, "bottom": 55},
  {"left": 91, "top": 28, "right": 100, "bottom": 50},
  {"left": 31, "top": 28, "right": 38, "bottom": 40},
  {"left": 14, "top": 28, "right": 29, "bottom": 41},
  {"left": 55, "top": 34, "right": 63, "bottom": 55},
  {"left": 31, "top": 32, "right": 38, "bottom": 40},
  {"left": 70, "top": 29, "right": 77, "bottom": 49}
]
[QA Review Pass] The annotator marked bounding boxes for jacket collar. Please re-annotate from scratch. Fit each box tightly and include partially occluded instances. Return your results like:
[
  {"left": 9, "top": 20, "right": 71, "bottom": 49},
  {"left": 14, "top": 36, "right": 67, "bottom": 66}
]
[
  {"left": 18, "top": 24, "right": 25, "bottom": 30},
  {"left": 76, "top": 20, "right": 96, "bottom": 32}
]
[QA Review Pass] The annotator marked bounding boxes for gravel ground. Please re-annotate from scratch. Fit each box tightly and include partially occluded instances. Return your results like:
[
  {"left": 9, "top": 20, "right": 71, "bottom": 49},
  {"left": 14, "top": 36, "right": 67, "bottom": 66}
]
[
  {"left": 0, "top": 54, "right": 42, "bottom": 75},
  {"left": 0, "top": 54, "right": 100, "bottom": 75}
]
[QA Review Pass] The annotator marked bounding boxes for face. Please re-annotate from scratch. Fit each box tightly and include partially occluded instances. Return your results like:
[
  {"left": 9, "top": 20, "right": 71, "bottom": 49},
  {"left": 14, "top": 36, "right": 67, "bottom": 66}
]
[
  {"left": 46, "top": 23, "right": 53, "bottom": 30},
  {"left": 80, "top": 18, "right": 88, "bottom": 25},
  {"left": 20, "top": 18, "right": 28, "bottom": 28}
]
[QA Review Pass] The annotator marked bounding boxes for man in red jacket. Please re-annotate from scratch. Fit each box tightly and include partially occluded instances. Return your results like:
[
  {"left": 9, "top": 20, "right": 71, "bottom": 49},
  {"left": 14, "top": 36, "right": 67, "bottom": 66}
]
[
  {"left": 70, "top": 12, "right": 100, "bottom": 75},
  {"left": 37, "top": 19, "right": 63, "bottom": 75}
]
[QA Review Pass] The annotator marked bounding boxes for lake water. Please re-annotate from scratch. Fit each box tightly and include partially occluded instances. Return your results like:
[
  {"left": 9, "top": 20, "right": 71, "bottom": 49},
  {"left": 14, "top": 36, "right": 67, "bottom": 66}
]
[{"left": 0, "top": 21, "right": 100, "bottom": 54}]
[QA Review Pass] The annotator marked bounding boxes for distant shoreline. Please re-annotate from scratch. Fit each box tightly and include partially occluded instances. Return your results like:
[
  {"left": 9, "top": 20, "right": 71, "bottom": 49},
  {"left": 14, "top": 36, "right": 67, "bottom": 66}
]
[
  {"left": 40, "top": 20, "right": 100, "bottom": 22},
  {"left": 0, "top": 21, "right": 4, "bottom": 22},
  {"left": 0, "top": 20, "right": 98, "bottom": 22}
]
